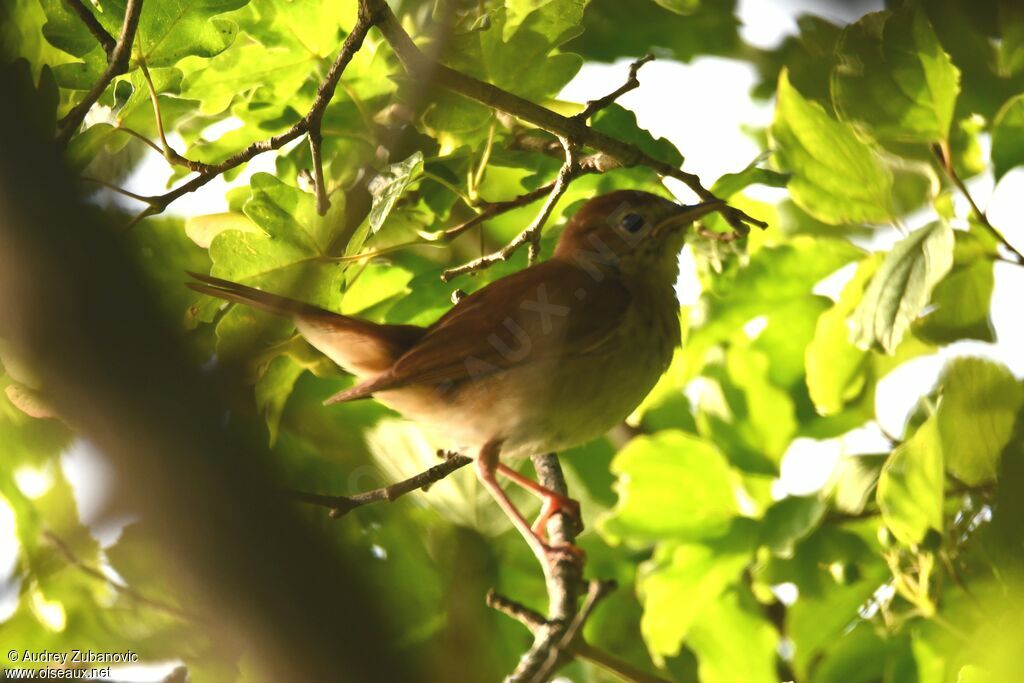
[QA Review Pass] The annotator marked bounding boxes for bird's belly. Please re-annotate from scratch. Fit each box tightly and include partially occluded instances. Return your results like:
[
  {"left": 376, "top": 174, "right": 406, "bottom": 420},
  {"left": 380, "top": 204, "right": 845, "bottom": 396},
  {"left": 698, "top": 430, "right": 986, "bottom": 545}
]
[{"left": 375, "top": 306, "right": 676, "bottom": 458}]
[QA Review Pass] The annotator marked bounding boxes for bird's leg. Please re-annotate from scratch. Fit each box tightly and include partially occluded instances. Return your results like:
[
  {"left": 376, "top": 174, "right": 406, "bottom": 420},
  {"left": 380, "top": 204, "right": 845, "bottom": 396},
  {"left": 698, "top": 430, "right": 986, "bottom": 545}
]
[
  {"left": 475, "top": 441, "right": 581, "bottom": 572},
  {"left": 495, "top": 463, "right": 583, "bottom": 540}
]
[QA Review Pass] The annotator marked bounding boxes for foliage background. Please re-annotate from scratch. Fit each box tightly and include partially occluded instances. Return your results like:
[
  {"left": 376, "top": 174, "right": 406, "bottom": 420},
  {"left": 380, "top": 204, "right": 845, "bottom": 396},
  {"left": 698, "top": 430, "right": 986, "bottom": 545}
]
[{"left": 2, "top": 0, "right": 1024, "bottom": 681}]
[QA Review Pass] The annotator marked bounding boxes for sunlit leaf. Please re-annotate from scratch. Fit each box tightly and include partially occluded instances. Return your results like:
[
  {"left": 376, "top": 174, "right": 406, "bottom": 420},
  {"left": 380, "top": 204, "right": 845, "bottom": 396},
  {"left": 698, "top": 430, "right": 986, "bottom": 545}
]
[
  {"left": 368, "top": 152, "right": 424, "bottom": 235},
  {"left": 934, "top": 357, "right": 1024, "bottom": 486},
  {"left": 602, "top": 431, "right": 740, "bottom": 544},
  {"left": 772, "top": 70, "right": 896, "bottom": 224},
  {"left": 851, "top": 220, "right": 954, "bottom": 353},
  {"left": 832, "top": 6, "right": 960, "bottom": 143},
  {"left": 878, "top": 415, "right": 944, "bottom": 545},
  {"left": 638, "top": 523, "right": 755, "bottom": 661}
]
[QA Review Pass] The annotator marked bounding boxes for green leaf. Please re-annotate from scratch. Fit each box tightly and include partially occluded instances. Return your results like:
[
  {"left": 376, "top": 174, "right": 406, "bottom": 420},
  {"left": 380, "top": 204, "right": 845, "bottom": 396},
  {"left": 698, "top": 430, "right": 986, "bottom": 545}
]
[
  {"left": 503, "top": 0, "right": 588, "bottom": 42},
  {"left": 445, "top": 3, "right": 584, "bottom": 101},
  {"left": 759, "top": 496, "right": 826, "bottom": 554},
  {"left": 772, "top": 70, "right": 897, "bottom": 225},
  {"left": 878, "top": 416, "right": 944, "bottom": 545},
  {"left": 180, "top": 40, "right": 315, "bottom": 115},
  {"left": 368, "top": 152, "right": 424, "bottom": 235},
  {"left": 254, "top": 354, "right": 304, "bottom": 445},
  {"left": 806, "top": 256, "right": 878, "bottom": 415},
  {"left": 602, "top": 431, "right": 740, "bottom": 544},
  {"left": 916, "top": 229, "right": 996, "bottom": 344},
  {"left": 832, "top": 6, "right": 960, "bottom": 143},
  {"left": 710, "top": 164, "right": 789, "bottom": 200},
  {"left": 851, "top": 220, "right": 954, "bottom": 353},
  {"left": 591, "top": 104, "right": 683, "bottom": 168},
  {"left": 638, "top": 523, "right": 755, "bottom": 661},
  {"left": 651, "top": 0, "right": 700, "bottom": 15},
  {"left": 992, "top": 94, "right": 1024, "bottom": 181},
  {"left": 934, "top": 358, "right": 1024, "bottom": 486},
  {"left": 685, "top": 585, "right": 779, "bottom": 683},
  {"left": 566, "top": 0, "right": 739, "bottom": 64},
  {"left": 202, "top": 173, "right": 345, "bottom": 359},
  {"left": 129, "top": 0, "right": 248, "bottom": 67}
]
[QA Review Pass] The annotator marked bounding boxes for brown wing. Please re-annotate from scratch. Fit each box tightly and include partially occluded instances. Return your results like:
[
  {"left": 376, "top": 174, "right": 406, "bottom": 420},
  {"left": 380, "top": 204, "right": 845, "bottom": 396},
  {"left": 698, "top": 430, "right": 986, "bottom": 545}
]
[
  {"left": 187, "top": 273, "right": 425, "bottom": 375},
  {"left": 325, "top": 259, "right": 630, "bottom": 403}
]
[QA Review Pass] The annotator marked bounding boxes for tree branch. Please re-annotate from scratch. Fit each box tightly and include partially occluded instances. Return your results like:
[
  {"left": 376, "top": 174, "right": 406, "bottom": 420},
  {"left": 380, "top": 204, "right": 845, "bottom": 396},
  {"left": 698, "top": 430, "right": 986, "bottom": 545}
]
[
  {"left": 286, "top": 451, "right": 472, "bottom": 517},
  {"left": 366, "top": 0, "right": 765, "bottom": 235},
  {"left": 489, "top": 586, "right": 669, "bottom": 683},
  {"left": 932, "top": 144, "right": 1024, "bottom": 265},
  {"left": 62, "top": 0, "right": 117, "bottom": 57},
  {"left": 56, "top": 0, "right": 143, "bottom": 146},
  {"left": 121, "top": 4, "right": 378, "bottom": 220},
  {"left": 575, "top": 54, "right": 655, "bottom": 121},
  {"left": 442, "top": 137, "right": 578, "bottom": 280}
]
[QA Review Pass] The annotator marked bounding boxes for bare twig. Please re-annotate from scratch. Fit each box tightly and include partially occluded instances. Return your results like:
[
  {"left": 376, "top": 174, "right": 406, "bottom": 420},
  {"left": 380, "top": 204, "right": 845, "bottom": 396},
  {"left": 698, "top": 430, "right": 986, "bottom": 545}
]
[
  {"left": 63, "top": 0, "right": 117, "bottom": 57},
  {"left": 575, "top": 54, "right": 655, "bottom": 121},
  {"left": 123, "top": 4, "right": 379, "bottom": 218},
  {"left": 367, "top": 0, "right": 764, "bottom": 234},
  {"left": 489, "top": 586, "right": 670, "bottom": 683},
  {"left": 286, "top": 451, "right": 472, "bottom": 517},
  {"left": 933, "top": 143, "right": 1024, "bottom": 265},
  {"left": 56, "top": 0, "right": 144, "bottom": 146},
  {"left": 438, "top": 153, "right": 609, "bottom": 245},
  {"left": 487, "top": 589, "right": 547, "bottom": 632},
  {"left": 441, "top": 137, "right": 578, "bottom": 280},
  {"left": 138, "top": 59, "right": 217, "bottom": 174},
  {"left": 528, "top": 579, "right": 616, "bottom": 683}
]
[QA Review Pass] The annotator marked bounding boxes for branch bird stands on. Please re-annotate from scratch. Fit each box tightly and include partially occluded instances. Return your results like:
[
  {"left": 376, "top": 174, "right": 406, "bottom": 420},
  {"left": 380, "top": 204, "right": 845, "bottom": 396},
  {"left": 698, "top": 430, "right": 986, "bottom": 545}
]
[{"left": 189, "top": 191, "right": 722, "bottom": 573}]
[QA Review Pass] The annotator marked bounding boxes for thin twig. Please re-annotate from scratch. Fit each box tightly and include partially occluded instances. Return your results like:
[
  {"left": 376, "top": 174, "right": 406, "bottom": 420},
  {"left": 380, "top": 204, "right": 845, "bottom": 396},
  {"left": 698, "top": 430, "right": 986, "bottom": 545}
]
[
  {"left": 441, "top": 137, "right": 578, "bottom": 280},
  {"left": 286, "top": 451, "right": 472, "bottom": 517},
  {"left": 131, "top": 5, "right": 378, "bottom": 216},
  {"left": 576, "top": 54, "right": 655, "bottom": 121},
  {"left": 138, "top": 60, "right": 217, "bottom": 174},
  {"left": 63, "top": 0, "right": 117, "bottom": 57},
  {"left": 572, "top": 642, "right": 672, "bottom": 683},
  {"left": 56, "top": 0, "right": 144, "bottom": 146},
  {"left": 932, "top": 144, "right": 1024, "bottom": 265},
  {"left": 489, "top": 587, "right": 669, "bottom": 683},
  {"left": 367, "top": 0, "right": 764, "bottom": 234},
  {"left": 529, "top": 579, "right": 616, "bottom": 683},
  {"left": 487, "top": 589, "right": 547, "bottom": 632}
]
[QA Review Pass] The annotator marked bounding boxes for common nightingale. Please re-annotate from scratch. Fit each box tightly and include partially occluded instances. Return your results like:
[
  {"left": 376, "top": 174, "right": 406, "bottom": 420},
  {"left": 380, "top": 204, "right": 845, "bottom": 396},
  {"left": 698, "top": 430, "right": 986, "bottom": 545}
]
[{"left": 188, "top": 189, "right": 722, "bottom": 569}]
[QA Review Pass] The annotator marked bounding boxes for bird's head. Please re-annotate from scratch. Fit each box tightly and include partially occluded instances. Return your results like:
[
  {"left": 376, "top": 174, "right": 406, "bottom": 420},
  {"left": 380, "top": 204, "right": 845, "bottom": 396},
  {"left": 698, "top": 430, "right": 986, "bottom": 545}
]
[{"left": 553, "top": 190, "right": 722, "bottom": 285}]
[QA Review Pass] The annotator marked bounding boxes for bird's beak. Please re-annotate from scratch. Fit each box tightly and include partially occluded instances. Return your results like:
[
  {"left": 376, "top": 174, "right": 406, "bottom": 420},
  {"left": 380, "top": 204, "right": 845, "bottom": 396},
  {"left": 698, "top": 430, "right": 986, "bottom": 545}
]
[{"left": 655, "top": 199, "right": 725, "bottom": 233}]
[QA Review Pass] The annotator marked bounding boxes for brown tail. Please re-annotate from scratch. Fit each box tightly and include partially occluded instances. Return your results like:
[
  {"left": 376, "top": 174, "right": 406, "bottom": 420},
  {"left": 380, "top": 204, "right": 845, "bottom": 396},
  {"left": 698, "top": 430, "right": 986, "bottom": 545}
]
[
  {"left": 186, "top": 271, "right": 340, "bottom": 322},
  {"left": 186, "top": 272, "right": 427, "bottom": 388}
]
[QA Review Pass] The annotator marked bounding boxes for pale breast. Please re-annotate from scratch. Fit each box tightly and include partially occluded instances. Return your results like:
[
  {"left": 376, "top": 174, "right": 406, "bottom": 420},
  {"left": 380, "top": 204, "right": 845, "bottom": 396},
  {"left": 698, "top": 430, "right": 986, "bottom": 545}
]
[{"left": 376, "top": 287, "right": 680, "bottom": 459}]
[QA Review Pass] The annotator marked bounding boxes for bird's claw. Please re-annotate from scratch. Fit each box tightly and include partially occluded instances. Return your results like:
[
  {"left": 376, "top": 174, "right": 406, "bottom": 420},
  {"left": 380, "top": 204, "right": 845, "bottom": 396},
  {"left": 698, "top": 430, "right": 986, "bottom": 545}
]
[{"left": 531, "top": 493, "right": 584, "bottom": 539}]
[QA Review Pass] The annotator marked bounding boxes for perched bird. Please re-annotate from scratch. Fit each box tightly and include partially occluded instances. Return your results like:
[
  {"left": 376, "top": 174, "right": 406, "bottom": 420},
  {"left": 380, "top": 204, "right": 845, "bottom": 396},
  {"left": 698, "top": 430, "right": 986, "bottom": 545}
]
[{"left": 188, "top": 190, "right": 721, "bottom": 571}]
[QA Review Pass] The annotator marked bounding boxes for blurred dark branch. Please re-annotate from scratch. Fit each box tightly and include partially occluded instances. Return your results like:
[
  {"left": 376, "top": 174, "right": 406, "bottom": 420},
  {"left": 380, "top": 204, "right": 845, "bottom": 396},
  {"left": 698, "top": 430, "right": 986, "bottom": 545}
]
[
  {"left": 56, "top": 0, "right": 143, "bottom": 146},
  {"left": 44, "top": 531, "right": 197, "bottom": 621},
  {"left": 0, "top": 79, "right": 419, "bottom": 682},
  {"left": 287, "top": 451, "right": 472, "bottom": 517},
  {"left": 63, "top": 0, "right": 117, "bottom": 57}
]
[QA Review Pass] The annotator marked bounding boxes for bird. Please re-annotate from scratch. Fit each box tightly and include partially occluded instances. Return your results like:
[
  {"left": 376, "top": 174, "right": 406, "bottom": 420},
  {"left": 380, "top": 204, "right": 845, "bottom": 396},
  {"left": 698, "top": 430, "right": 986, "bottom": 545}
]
[{"left": 187, "top": 189, "right": 722, "bottom": 572}]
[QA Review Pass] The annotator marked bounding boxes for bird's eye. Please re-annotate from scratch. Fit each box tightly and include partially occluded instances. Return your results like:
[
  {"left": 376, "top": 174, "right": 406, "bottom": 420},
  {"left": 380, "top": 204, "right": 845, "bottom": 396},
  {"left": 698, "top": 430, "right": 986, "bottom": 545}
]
[{"left": 620, "top": 213, "right": 645, "bottom": 233}]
